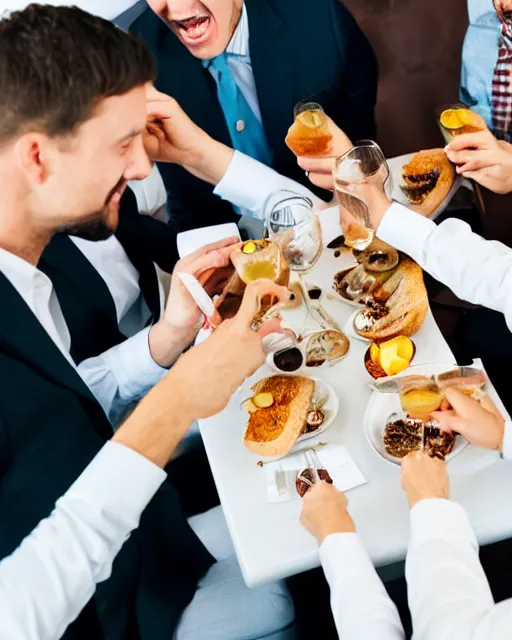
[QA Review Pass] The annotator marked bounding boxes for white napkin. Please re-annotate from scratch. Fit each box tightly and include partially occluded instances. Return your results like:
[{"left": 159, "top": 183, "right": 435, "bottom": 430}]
[
  {"left": 265, "top": 444, "right": 367, "bottom": 503},
  {"left": 176, "top": 222, "right": 241, "bottom": 258}
]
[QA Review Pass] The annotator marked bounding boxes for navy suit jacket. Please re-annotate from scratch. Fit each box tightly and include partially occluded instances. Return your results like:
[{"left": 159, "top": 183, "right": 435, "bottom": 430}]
[{"left": 131, "top": 0, "right": 378, "bottom": 231}]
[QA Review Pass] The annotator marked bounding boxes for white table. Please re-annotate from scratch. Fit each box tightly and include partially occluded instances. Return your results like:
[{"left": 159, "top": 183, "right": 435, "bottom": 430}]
[{"left": 198, "top": 212, "right": 512, "bottom": 589}]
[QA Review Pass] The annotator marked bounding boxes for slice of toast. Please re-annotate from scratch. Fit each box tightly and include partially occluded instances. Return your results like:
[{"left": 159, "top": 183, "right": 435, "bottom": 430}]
[
  {"left": 402, "top": 149, "right": 455, "bottom": 217},
  {"left": 243, "top": 375, "right": 315, "bottom": 457}
]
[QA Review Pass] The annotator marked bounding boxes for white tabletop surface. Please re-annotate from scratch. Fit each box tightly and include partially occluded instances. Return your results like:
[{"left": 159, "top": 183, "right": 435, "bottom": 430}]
[{"left": 198, "top": 208, "right": 512, "bottom": 588}]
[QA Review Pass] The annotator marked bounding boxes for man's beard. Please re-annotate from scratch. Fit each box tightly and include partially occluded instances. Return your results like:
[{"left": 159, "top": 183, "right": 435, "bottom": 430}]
[{"left": 60, "top": 177, "right": 125, "bottom": 242}]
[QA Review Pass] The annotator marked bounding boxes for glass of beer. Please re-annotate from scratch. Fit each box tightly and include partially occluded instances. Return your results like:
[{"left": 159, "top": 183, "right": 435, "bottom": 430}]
[
  {"left": 333, "top": 140, "right": 390, "bottom": 251},
  {"left": 285, "top": 101, "right": 333, "bottom": 156},
  {"left": 437, "top": 104, "right": 486, "bottom": 144}
]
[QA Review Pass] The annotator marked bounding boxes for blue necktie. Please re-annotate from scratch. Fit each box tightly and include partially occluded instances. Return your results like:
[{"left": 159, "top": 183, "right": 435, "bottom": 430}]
[{"left": 205, "top": 53, "right": 272, "bottom": 166}]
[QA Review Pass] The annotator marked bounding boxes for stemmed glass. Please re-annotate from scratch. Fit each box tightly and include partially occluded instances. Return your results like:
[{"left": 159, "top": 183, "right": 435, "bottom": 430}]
[
  {"left": 333, "top": 140, "right": 392, "bottom": 251},
  {"left": 266, "top": 194, "right": 346, "bottom": 342}
]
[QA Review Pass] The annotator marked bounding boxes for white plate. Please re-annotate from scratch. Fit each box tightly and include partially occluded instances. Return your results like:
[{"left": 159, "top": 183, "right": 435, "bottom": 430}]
[
  {"left": 241, "top": 375, "right": 339, "bottom": 460},
  {"left": 363, "top": 361, "right": 470, "bottom": 465},
  {"left": 344, "top": 309, "right": 371, "bottom": 344}
]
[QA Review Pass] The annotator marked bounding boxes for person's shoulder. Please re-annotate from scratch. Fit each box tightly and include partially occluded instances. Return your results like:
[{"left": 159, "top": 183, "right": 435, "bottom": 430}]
[
  {"left": 129, "top": 5, "right": 163, "bottom": 40},
  {"left": 260, "top": 0, "right": 357, "bottom": 34}
]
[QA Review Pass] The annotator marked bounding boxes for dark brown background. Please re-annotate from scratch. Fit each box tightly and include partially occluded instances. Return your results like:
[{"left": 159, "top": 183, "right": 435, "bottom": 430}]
[{"left": 343, "top": 0, "right": 469, "bottom": 157}]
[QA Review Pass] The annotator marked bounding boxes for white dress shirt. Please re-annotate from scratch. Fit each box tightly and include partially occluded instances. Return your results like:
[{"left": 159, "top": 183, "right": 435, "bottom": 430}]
[
  {"left": 377, "top": 202, "right": 512, "bottom": 458},
  {"left": 0, "top": 441, "right": 166, "bottom": 640},
  {"left": 320, "top": 533, "right": 405, "bottom": 639},
  {"left": 406, "top": 498, "right": 512, "bottom": 640},
  {"left": 0, "top": 244, "right": 167, "bottom": 422}
]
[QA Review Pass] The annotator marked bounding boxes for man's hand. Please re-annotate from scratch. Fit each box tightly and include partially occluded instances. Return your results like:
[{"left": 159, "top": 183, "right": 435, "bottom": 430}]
[
  {"left": 401, "top": 451, "right": 450, "bottom": 509},
  {"left": 300, "top": 482, "right": 355, "bottom": 544},
  {"left": 431, "top": 388, "right": 505, "bottom": 451},
  {"left": 171, "top": 279, "right": 289, "bottom": 421},
  {"left": 295, "top": 118, "right": 352, "bottom": 191},
  {"left": 164, "top": 237, "right": 238, "bottom": 332},
  {"left": 114, "top": 279, "right": 288, "bottom": 468},
  {"left": 148, "top": 237, "right": 238, "bottom": 368},
  {"left": 144, "top": 85, "right": 234, "bottom": 185},
  {"left": 445, "top": 129, "right": 512, "bottom": 194}
]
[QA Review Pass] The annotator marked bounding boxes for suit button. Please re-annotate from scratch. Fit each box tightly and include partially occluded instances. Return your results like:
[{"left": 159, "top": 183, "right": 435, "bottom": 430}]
[{"left": 236, "top": 119, "right": 245, "bottom": 132}]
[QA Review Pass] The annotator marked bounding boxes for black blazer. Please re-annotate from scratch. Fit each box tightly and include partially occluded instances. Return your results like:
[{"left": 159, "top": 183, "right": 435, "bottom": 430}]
[
  {"left": 0, "top": 252, "right": 213, "bottom": 639},
  {"left": 131, "top": 0, "right": 378, "bottom": 231},
  {"left": 39, "top": 188, "right": 179, "bottom": 366}
]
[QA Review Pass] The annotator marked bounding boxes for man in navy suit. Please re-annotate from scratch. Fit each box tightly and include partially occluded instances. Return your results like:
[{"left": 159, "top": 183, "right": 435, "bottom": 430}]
[{"left": 131, "top": 0, "right": 378, "bottom": 230}]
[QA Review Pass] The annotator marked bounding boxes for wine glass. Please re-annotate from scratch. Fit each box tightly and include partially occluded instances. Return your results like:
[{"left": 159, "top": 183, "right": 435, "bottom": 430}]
[
  {"left": 266, "top": 194, "right": 338, "bottom": 337},
  {"left": 333, "top": 140, "right": 391, "bottom": 251},
  {"left": 437, "top": 104, "right": 486, "bottom": 145}
]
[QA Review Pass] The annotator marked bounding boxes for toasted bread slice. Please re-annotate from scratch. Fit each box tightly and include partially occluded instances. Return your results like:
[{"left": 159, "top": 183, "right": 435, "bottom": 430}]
[
  {"left": 243, "top": 375, "right": 315, "bottom": 457},
  {"left": 402, "top": 149, "right": 455, "bottom": 217}
]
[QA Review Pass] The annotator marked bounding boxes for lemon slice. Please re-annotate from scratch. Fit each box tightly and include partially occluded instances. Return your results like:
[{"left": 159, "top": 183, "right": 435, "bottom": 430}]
[
  {"left": 242, "top": 242, "right": 257, "bottom": 254},
  {"left": 253, "top": 392, "right": 274, "bottom": 409}
]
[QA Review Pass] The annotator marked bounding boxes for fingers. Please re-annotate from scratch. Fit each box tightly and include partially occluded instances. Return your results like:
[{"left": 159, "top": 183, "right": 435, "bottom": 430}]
[
  {"left": 443, "top": 387, "right": 480, "bottom": 417},
  {"left": 446, "top": 130, "right": 493, "bottom": 153},
  {"left": 297, "top": 156, "right": 335, "bottom": 174},
  {"left": 430, "top": 410, "right": 465, "bottom": 434},
  {"left": 237, "top": 280, "right": 291, "bottom": 326},
  {"left": 308, "top": 172, "right": 336, "bottom": 191},
  {"left": 480, "top": 394, "right": 505, "bottom": 421},
  {"left": 257, "top": 317, "right": 283, "bottom": 338},
  {"left": 182, "top": 237, "right": 239, "bottom": 263}
]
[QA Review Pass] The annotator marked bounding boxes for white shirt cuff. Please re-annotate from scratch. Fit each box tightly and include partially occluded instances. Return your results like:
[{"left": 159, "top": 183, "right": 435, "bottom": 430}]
[
  {"left": 319, "top": 532, "right": 374, "bottom": 587},
  {"left": 502, "top": 421, "right": 512, "bottom": 460},
  {"left": 377, "top": 202, "right": 437, "bottom": 261},
  {"left": 61, "top": 441, "right": 166, "bottom": 519},
  {"left": 102, "top": 326, "right": 168, "bottom": 400},
  {"left": 214, "top": 151, "right": 270, "bottom": 218},
  {"left": 410, "top": 499, "right": 477, "bottom": 548}
]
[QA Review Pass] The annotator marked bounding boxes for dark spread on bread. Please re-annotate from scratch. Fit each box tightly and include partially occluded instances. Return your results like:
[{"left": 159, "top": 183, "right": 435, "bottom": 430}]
[
  {"left": 383, "top": 417, "right": 455, "bottom": 460},
  {"left": 402, "top": 168, "right": 440, "bottom": 205}
]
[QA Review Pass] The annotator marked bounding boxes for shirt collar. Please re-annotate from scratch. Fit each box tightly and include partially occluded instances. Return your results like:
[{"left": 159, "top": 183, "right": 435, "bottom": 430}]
[
  {"left": 226, "top": 3, "right": 249, "bottom": 57},
  {"left": 0, "top": 247, "right": 51, "bottom": 307}
]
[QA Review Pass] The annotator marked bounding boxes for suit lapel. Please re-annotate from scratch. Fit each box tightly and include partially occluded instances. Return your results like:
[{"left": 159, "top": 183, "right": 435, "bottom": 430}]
[
  {"left": 154, "top": 21, "right": 232, "bottom": 148},
  {"left": 0, "top": 272, "right": 100, "bottom": 409},
  {"left": 246, "top": 0, "right": 295, "bottom": 162},
  {"left": 116, "top": 188, "right": 161, "bottom": 321}
]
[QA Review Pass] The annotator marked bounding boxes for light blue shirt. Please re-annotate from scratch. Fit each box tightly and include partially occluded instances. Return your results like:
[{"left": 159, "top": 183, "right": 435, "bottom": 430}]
[{"left": 460, "top": 0, "right": 501, "bottom": 127}]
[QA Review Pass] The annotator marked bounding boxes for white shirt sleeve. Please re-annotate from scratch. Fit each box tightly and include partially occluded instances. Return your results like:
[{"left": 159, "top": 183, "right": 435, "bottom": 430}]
[
  {"left": 406, "top": 498, "right": 512, "bottom": 640},
  {"left": 377, "top": 203, "right": 512, "bottom": 332},
  {"left": 319, "top": 533, "right": 405, "bottom": 639},
  {"left": 0, "top": 441, "right": 166, "bottom": 640},
  {"left": 501, "top": 421, "right": 512, "bottom": 460},
  {"left": 214, "top": 150, "right": 322, "bottom": 221},
  {"left": 77, "top": 326, "right": 168, "bottom": 421}
]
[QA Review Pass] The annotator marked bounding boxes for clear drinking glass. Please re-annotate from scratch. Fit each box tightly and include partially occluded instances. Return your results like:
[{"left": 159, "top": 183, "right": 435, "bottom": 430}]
[
  {"left": 285, "top": 100, "right": 333, "bottom": 157},
  {"left": 333, "top": 140, "right": 390, "bottom": 251}
]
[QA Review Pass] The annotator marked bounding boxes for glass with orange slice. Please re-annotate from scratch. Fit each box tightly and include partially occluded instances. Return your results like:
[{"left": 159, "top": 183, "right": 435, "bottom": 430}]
[
  {"left": 285, "top": 101, "right": 333, "bottom": 156},
  {"left": 437, "top": 104, "right": 486, "bottom": 144}
]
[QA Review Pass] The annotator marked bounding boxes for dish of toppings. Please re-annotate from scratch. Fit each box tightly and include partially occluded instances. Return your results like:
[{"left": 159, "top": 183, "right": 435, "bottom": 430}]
[{"left": 241, "top": 375, "right": 339, "bottom": 459}]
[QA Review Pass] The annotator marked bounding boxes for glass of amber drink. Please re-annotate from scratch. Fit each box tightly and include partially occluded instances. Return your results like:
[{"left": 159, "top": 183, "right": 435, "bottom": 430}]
[
  {"left": 398, "top": 376, "right": 443, "bottom": 421},
  {"left": 285, "top": 101, "right": 333, "bottom": 156},
  {"left": 437, "top": 104, "right": 487, "bottom": 144}
]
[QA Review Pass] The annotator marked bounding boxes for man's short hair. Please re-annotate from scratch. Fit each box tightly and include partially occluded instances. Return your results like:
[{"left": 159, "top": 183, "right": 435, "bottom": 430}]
[{"left": 0, "top": 3, "right": 156, "bottom": 143}]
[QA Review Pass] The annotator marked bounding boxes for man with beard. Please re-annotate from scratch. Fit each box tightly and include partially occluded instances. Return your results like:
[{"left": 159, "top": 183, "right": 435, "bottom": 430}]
[
  {"left": 129, "top": 0, "right": 377, "bottom": 231},
  {"left": 0, "top": 6, "right": 294, "bottom": 640}
]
